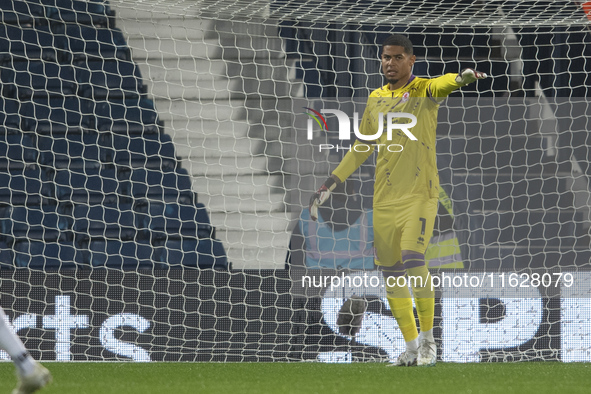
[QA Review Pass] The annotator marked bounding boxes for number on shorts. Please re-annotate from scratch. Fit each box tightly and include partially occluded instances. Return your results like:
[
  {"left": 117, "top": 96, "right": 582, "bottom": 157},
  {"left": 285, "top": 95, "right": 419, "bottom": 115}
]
[{"left": 419, "top": 217, "right": 426, "bottom": 235}]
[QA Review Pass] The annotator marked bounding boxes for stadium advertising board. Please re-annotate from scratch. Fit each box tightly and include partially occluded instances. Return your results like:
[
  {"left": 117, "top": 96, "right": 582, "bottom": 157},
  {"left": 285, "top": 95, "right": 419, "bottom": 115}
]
[{"left": 1, "top": 270, "right": 590, "bottom": 362}]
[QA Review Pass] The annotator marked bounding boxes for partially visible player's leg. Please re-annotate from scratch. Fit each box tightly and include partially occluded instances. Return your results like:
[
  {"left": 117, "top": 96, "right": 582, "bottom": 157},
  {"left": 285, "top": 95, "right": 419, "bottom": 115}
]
[
  {"left": 400, "top": 197, "right": 438, "bottom": 366},
  {"left": 382, "top": 266, "right": 418, "bottom": 366},
  {"left": 0, "top": 307, "right": 51, "bottom": 394},
  {"left": 401, "top": 251, "right": 436, "bottom": 366},
  {"left": 374, "top": 204, "right": 418, "bottom": 366}
]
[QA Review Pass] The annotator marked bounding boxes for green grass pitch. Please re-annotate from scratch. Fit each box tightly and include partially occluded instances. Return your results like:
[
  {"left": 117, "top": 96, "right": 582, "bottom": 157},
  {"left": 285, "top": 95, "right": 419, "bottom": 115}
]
[{"left": 1, "top": 362, "right": 590, "bottom": 394}]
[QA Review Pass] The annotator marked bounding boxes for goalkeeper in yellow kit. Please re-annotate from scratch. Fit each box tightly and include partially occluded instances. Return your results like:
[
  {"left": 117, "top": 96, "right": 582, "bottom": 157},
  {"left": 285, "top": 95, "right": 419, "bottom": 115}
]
[{"left": 309, "top": 34, "right": 486, "bottom": 366}]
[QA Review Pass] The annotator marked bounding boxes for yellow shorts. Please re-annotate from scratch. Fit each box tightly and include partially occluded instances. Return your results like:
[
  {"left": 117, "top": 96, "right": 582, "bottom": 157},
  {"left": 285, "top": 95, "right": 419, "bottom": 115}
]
[{"left": 373, "top": 196, "right": 438, "bottom": 267}]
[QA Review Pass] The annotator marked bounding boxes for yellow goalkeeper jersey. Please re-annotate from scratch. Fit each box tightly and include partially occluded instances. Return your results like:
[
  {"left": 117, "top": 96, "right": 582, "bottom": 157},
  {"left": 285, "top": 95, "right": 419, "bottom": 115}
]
[{"left": 332, "top": 73, "right": 462, "bottom": 206}]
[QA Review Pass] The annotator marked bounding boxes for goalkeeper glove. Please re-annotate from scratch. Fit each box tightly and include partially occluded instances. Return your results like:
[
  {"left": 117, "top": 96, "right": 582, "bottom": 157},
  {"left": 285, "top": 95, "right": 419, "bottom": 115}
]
[
  {"left": 455, "top": 68, "right": 487, "bottom": 86},
  {"left": 309, "top": 176, "right": 338, "bottom": 221}
]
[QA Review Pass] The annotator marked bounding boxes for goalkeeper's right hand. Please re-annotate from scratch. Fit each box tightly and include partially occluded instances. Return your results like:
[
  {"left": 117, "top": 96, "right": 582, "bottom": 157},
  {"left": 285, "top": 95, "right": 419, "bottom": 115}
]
[
  {"left": 455, "top": 68, "right": 488, "bottom": 86},
  {"left": 309, "top": 176, "right": 339, "bottom": 221}
]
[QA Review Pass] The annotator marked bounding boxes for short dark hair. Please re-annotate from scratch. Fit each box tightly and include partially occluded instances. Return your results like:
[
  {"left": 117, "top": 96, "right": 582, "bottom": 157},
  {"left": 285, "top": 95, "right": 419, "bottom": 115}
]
[{"left": 382, "top": 34, "right": 413, "bottom": 55}]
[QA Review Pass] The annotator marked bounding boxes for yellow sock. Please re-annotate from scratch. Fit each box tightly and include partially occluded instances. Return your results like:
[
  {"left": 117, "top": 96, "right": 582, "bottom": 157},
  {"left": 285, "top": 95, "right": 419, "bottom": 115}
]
[
  {"left": 386, "top": 279, "right": 418, "bottom": 342},
  {"left": 407, "top": 265, "right": 435, "bottom": 332}
]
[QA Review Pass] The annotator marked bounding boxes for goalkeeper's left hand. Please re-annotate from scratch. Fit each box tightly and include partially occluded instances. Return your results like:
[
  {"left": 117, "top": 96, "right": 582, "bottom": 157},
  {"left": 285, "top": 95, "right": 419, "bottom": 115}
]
[
  {"left": 309, "top": 176, "right": 339, "bottom": 221},
  {"left": 455, "top": 68, "right": 488, "bottom": 86}
]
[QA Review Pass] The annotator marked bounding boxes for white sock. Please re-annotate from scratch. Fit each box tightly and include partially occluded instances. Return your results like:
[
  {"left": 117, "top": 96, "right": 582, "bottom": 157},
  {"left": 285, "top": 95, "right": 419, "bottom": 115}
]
[
  {"left": 0, "top": 307, "right": 36, "bottom": 376},
  {"left": 406, "top": 337, "right": 419, "bottom": 354},
  {"left": 420, "top": 328, "right": 434, "bottom": 343}
]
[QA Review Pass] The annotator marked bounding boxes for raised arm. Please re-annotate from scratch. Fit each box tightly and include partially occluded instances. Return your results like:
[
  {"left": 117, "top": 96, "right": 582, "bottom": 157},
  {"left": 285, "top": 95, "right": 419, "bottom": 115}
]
[{"left": 429, "top": 69, "right": 487, "bottom": 100}]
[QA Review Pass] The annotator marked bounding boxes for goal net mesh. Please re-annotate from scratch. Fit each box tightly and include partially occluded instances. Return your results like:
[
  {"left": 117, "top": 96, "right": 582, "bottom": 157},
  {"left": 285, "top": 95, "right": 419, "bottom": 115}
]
[{"left": 0, "top": 0, "right": 590, "bottom": 363}]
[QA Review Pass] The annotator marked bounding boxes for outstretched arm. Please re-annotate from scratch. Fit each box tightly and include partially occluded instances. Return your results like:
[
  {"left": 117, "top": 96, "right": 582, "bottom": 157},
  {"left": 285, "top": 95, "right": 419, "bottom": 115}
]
[{"left": 429, "top": 69, "right": 488, "bottom": 100}]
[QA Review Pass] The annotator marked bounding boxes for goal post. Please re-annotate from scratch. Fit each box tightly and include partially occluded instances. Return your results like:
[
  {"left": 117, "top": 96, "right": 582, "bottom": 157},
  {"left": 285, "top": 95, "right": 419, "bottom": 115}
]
[{"left": 1, "top": 0, "right": 591, "bottom": 363}]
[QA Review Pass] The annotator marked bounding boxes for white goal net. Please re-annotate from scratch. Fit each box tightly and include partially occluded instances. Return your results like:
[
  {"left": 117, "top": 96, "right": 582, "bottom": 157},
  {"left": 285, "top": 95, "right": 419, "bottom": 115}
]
[{"left": 1, "top": 0, "right": 591, "bottom": 363}]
